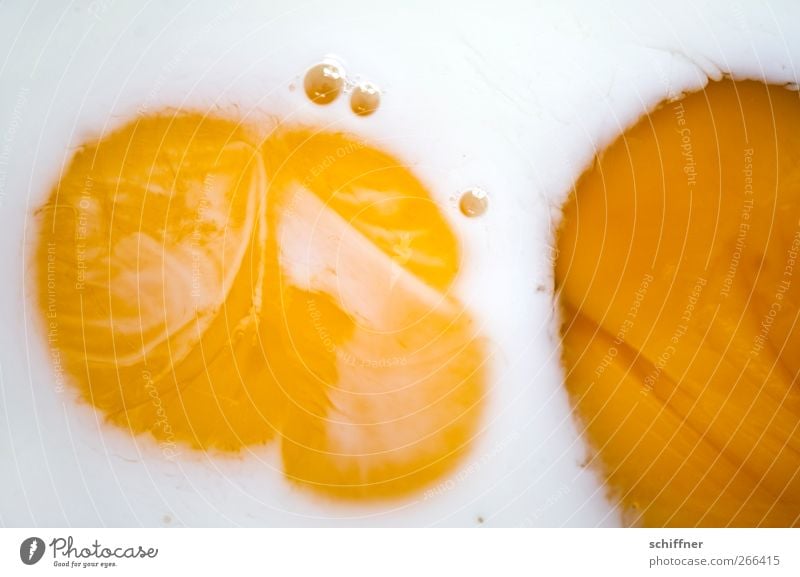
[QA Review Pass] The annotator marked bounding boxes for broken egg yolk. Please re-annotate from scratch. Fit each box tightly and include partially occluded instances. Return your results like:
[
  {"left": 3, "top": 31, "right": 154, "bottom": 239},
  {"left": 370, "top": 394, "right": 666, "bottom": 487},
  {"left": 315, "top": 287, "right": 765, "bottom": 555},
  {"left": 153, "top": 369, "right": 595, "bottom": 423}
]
[
  {"left": 557, "top": 80, "right": 800, "bottom": 526},
  {"left": 37, "top": 114, "right": 486, "bottom": 499}
]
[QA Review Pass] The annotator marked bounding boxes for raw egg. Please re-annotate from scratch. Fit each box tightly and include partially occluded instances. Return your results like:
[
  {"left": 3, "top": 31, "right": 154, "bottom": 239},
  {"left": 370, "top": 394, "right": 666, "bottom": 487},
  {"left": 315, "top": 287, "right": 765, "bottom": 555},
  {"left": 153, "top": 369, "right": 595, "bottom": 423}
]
[
  {"left": 557, "top": 79, "right": 800, "bottom": 527},
  {"left": 1, "top": 0, "right": 799, "bottom": 527},
  {"left": 36, "top": 113, "right": 486, "bottom": 499}
]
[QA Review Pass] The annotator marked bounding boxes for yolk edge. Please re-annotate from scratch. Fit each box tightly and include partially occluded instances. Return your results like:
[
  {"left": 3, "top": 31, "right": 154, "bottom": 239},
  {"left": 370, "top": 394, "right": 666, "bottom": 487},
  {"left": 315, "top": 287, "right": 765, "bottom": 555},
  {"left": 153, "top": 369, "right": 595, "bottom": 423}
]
[
  {"left": 36, "top": 114, "right": 487, "bottom": 500},
  {"left": 557, "top": 79, "right": 800, "bottom": 527}
]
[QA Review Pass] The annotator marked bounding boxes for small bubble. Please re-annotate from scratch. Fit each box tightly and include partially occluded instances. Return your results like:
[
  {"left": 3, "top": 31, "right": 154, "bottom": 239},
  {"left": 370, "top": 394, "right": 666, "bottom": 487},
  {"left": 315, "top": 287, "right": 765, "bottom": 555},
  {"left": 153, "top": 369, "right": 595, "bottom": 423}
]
[
  {"left": 350, "top": 82, "right": 381, "bottom": 116},
  {"left": 304, "top": 61, "right": 345, "bottom": 105},
  {"left": 459, "top": 187, "right": 489, "bottom": 217}
]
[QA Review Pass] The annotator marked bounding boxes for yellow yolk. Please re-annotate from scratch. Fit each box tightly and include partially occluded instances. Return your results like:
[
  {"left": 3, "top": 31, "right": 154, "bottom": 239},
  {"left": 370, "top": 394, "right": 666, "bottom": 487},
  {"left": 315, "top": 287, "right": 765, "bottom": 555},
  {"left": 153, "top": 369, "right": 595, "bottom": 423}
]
[
  {"left": 37, "top": 114, "right": 486, "bottom": 499},
  {"left": 557, "top": 80, "right": 800, "bottom": 526}
]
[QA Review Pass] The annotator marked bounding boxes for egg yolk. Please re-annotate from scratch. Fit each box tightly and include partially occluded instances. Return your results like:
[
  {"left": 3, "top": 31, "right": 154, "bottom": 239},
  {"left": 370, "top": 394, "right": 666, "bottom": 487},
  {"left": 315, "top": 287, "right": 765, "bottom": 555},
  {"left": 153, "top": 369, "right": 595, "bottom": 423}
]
[
  {"left": 37, "top": 114, "right": 486, "bottom": 499},
  {"left": 557, "top": 80, "right": 800, "bottom": 526}
]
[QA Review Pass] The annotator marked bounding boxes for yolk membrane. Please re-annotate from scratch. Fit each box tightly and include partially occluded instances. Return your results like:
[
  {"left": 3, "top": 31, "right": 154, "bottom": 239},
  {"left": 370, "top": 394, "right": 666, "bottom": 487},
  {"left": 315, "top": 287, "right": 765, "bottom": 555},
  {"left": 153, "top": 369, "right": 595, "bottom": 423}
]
[
  {"left": 37, "top": 114, "right": 486, "bottom": 499},
  {"left": 557, "top": 80, "right": 800, "bottom": 526}
]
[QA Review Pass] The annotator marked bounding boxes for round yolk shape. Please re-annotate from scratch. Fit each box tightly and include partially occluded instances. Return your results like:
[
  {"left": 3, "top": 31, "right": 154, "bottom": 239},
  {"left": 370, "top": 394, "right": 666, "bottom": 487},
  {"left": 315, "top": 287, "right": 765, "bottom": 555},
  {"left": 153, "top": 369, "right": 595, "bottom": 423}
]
[
  {"left": 36, "top": 113, "right": 486, "bottom": 499},
  {"left": 557, "top": 80, "right": 800, "bottom": 526}
]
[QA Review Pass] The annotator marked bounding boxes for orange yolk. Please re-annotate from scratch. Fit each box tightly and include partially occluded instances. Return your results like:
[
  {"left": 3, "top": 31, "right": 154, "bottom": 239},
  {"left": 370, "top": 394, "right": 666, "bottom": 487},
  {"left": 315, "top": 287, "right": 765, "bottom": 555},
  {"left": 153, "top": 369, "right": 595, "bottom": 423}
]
[
  {"left": 37, "top": 114, "right": 486, "bottom": 499},
  {"left": 557, "top": 80, "right": 800, "bottom": 526}
]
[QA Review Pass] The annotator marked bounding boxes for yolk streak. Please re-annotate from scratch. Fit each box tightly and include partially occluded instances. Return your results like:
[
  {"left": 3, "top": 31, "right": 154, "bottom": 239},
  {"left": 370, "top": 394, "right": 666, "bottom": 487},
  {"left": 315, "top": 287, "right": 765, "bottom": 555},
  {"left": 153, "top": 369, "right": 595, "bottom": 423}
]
[
  {"left": 557, "top": 80, "right": 800, "bottom": 526},
  {"left": 37, "top": 114, "right": 486, "bottom": 499}
]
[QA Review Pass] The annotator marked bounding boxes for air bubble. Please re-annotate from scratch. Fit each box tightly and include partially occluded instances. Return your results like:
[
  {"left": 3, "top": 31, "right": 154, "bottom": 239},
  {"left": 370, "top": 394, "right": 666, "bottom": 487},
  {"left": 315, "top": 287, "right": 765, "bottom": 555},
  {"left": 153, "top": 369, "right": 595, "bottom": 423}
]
[
  {"left": 304, "top": 61, "right": 345, "bottom": 105},
  {"left": 459, "top": 188, "right": 488, "bottom": 217},
  {"left": 350, "top": 82, "right": 381, "bottom": 116}
]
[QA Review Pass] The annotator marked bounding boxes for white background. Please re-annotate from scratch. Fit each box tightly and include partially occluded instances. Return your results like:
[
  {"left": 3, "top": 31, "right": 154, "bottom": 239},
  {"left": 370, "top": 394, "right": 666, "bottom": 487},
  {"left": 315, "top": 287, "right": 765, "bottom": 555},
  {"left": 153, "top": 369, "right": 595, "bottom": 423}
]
[{"left": 0, "top": 0, "right": 798, "bottom": 527}]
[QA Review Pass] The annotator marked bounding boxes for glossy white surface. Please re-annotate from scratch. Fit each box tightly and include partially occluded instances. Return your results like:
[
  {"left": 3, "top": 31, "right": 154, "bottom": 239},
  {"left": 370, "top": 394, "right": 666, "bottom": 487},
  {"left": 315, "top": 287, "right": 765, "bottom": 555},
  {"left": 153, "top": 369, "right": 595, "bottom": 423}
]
[{"left": 0, "top": 0, "right": 797, "bottom": 526}]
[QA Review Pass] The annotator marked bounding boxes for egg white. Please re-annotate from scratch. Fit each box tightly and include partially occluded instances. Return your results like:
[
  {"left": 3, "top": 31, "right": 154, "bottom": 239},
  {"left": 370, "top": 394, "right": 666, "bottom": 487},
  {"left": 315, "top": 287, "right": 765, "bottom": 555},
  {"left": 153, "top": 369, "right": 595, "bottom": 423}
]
[{"left": 0, "top": 0, "right": 798, "bottom": 527}]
